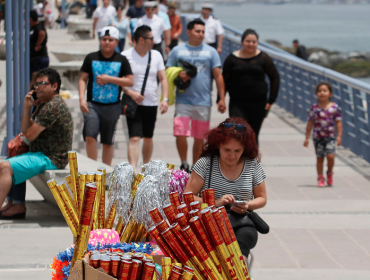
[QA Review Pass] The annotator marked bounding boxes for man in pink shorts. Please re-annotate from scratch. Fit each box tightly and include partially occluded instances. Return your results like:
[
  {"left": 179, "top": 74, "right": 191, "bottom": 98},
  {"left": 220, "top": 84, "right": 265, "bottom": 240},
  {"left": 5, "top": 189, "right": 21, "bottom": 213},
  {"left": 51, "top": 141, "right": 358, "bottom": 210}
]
[{"left": 167, "top": 19, "right": 226, "bottom": 171}]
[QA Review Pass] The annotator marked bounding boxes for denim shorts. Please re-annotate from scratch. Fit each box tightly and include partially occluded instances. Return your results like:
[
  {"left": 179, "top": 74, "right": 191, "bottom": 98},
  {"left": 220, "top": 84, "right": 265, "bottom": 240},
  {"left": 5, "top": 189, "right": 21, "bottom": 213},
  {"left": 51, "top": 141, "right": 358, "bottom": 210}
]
[
  {"left": 5, "top": 152, "right": 58, "bottom": 185},
  {"left": 313, "top": 137, "right": 336, "bottom": 157}
]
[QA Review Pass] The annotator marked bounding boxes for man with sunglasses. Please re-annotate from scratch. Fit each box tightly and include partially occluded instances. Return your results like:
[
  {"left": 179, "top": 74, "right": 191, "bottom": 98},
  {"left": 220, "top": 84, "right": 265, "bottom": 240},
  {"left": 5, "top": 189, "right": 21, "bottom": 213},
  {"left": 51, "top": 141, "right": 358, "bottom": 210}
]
[
  {"left": 121, "top": 25, "right": 169, "bottom": 170},
  {"left": 79, "top": 26, "right": 134, "bottom": 166},
  {"left": 0, "top": 68, "right": 73, "bottom": 219},
  {"left": 135, "top": 1, "right": 171, "bottom": 56},
  {"left": 167, "top": 18, "right": 226, "bottom": 172}
]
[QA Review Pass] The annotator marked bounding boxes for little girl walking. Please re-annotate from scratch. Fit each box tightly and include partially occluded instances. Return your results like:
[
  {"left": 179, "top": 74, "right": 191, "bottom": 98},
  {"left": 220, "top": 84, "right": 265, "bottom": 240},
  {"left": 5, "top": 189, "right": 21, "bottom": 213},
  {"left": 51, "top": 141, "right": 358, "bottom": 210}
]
[{"left": 304, "top": 82, "right": 343, "bottom": 187}]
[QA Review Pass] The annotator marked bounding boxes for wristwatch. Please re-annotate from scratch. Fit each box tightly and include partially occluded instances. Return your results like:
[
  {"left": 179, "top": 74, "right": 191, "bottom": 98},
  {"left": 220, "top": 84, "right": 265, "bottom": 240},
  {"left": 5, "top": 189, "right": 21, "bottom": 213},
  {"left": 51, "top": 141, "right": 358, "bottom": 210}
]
[{"left": 163, "top": 98, "right": 169, "bottom": 102}]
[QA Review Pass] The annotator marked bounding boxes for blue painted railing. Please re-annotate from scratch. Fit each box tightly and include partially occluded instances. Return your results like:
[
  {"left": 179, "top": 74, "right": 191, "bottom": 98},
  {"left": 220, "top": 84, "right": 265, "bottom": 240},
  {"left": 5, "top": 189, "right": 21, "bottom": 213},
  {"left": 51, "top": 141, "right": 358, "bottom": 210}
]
[{"left": 180, "top": 14, "right": 370, "bottom": 163}]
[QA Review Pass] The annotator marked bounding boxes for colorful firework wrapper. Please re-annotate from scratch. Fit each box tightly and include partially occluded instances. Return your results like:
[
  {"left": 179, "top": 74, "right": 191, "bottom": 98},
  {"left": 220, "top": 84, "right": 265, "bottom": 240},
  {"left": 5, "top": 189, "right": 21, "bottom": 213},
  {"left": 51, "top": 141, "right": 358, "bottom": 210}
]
[
  {"left": 169, "top": 192, "right": 181, "bottom": 214},
  {"left": 163, "top": 203, "right": 177, "bottom": 225},
  {"left": 189, "top": 201, "right": 201, "bottom": 211},
  {"left": 105, "top": 202, "right": 117, "bottom": 229},
  {"left": 68, "top": 151, "right": 80, "bottom": 213},
  {"left": 47, "top": 179, "right": 77, "bottom": 237},
  {"left": 149, "top": 208, "right": 164, "bottom": 225},
  {"left": 182, "top": 192, "right": 194, "bottom": 207},
  {"left": 71, "top": 182, "right": 97, "bottom": 267},
  {"left": 171, "top": 264, "right": 183, "bottom": 274},
  {"left": 56, "top": 182, "right": 79, "bottom": 229}
]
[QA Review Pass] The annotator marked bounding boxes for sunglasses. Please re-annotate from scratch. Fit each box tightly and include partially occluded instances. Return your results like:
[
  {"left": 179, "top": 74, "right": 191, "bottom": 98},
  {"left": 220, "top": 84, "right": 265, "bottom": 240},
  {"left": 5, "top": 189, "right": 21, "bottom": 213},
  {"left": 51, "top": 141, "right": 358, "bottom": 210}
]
[
  {"left": 34, "top": 81, "right": 50, "bottom": 88},
  {"left": 143, "top": 36, "right": 154, "bottom": 41},
  {"left": 221, "top": 122, "right": 246, "bottom": 132}
]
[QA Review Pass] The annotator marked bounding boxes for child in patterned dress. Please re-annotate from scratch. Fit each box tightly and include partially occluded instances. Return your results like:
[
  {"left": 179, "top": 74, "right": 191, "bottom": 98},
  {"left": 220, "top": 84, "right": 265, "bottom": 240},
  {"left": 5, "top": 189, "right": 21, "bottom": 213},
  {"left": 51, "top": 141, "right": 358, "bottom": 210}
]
[{"left": 304, "top": 82, "right": 343, "bottom": 187}]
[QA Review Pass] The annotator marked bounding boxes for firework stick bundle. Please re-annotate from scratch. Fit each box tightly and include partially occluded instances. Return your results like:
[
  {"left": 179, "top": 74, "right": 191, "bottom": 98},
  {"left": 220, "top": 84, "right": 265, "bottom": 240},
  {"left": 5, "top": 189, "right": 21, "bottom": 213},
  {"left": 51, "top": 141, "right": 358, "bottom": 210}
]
[
  {"left": 169, "top": 192, "right": 181, "bottom": 215},
  {"left": 163, "top": 203, "right": 177, "bottom": 225},
  {"left": 200, "top": 209, "right": 239, "bottom": 280},
  {"left": 118, "top": 259, "right": 132, "bottom": 279},
  {"left": 212, "top": 208, "right": 247, "bottom": 280},
  {"left": 86, "top": 171, "right": 95, "bottom": 183},
  {"left": 68, "top": 151, "right": 80, "bottom": 213},
  {"left": 168, "top": 270, "right": 182, "bottom": 280},
  {"left": 56, "top": 182, "right": 79, "bottom": 228},
  {"left": 71, "top": 182, "right": 98, "bottom": 267},
  {"left": 189, "top": 217, "right": 227, "bottom": 278},
  {"left": 47, "top": 179, "right": 77, "bottom": 237},
  {"left": 149, "top": 208, "right": 164, "bottom": 225},
  {"left": 201, "top": 189, "right": 215, "bottom": 207},
  {"left": 181, "top": 225, "right": 223, "bottom": 280},
  {"left": 98, "top": 167, "right": 106, "bottom": 229},
  {"left": 91, "top": 172, "right": 103, "bottom": 230},
  {"left": 105, "top": 201, "right": 117, "bottom": 229},
  {"left": 169, "top": 223, "right": 207, "bottom": 280},
  {"left": 219, "top": 207, "right": 251, "bottom": 280},
  {"left": 148, "top": 226, "right": 179, "bottom": 262},
  {"left": 79, "top": 171, "right": 87, "bottom": 214},
  {"left": 180, "top": 270, "right": 194, "bottom": 280},
  {"left": 157, "top": 219, "right": 170, "bottom": 234},
  {"left": 182, "top": 192, "right": 194, "bottom": 207},
  {"left": 189, "top": 209, "right": 200, "bottom": 219},
  {"left": 120, "top": 220, "right": 135, "bottom": 243},
  {"left": 115, "top": 216, "right": 125, "bottom": 235}
]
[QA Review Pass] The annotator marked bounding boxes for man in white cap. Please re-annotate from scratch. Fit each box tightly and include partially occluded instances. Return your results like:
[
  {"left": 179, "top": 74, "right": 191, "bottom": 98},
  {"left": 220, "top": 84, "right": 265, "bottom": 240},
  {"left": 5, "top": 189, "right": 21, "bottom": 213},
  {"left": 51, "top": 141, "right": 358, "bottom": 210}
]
[
  {"left": 135, "top": 1, "right": 171, "bottom": 56},
  {"left": 79, "top": 26, "right": 134, "bottom": 165},
  {"left": 200, "top": 3, "right": 224, "bottom": 54},
  {"left": 92, "top": 0, "right": 117, "bottom": 40}
]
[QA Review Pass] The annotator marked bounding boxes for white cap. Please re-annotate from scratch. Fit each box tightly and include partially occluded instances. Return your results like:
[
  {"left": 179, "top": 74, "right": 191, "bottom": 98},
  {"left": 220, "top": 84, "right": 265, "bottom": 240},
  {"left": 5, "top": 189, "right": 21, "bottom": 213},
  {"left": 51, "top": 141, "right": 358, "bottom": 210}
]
[
  {"left": 201, "top": 3, "right": 213, "bottom": 9},
  {"left": 144, "top": 1, "right": 158, "bottom": 8},
  {"left": 101, "top": 26, "right": 119, "bottom": 40}
]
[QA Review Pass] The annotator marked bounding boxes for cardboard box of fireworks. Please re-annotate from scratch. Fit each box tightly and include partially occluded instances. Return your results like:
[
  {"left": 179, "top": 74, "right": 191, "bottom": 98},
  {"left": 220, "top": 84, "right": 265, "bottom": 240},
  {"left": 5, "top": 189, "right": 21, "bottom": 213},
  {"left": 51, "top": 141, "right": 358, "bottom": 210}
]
[{"left": 69, "top": 254, "right": 164, "bottom": 280}]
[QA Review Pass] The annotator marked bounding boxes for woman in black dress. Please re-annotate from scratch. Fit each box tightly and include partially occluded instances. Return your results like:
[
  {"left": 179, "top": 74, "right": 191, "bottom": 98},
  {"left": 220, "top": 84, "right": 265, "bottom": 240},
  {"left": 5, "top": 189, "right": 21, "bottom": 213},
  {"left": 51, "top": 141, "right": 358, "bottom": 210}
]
[{"left": 223, "top": 29, "right": 280, "bottom": 146}]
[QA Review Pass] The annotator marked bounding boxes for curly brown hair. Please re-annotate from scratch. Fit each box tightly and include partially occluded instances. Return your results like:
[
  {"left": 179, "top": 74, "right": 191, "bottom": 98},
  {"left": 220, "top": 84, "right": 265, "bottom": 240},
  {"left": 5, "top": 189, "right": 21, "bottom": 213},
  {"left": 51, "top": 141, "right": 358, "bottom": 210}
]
[{"left": 200, "top": 117, "right": 260, "bottom": 161}]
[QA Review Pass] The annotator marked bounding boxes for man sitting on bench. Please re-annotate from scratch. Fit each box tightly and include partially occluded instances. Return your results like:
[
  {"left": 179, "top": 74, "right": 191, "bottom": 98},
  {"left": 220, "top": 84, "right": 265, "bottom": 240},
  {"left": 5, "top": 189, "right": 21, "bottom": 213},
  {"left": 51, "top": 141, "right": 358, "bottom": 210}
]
[{"left": 0, "top": 68, "right": 73, "bottom": 220}]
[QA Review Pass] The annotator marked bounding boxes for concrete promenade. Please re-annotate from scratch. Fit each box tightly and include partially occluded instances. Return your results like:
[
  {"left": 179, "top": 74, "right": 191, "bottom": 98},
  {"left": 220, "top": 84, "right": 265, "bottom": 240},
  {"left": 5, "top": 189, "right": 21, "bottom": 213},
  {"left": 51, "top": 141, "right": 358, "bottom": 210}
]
[{"left": 1, "top": 25, "right": 370, "bottom": 280}]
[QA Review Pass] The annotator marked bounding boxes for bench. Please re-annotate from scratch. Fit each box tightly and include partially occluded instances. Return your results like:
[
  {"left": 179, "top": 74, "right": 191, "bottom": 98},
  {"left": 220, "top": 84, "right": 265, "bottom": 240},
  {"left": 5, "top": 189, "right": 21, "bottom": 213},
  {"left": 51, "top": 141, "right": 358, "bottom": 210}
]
[
  {"left": 67, "top": 18, "right": 93, "bottom": 40},
  {"left": 28, "top": 152, "right": 113, "bottom": 207},
  {"left": 49, "top": 60, "right": 83, "bottom": 91}
]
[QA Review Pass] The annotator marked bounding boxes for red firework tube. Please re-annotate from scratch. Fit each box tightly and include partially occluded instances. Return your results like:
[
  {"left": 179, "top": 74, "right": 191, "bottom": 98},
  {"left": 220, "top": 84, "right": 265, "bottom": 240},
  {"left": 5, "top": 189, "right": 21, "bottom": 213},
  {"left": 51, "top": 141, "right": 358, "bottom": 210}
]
[
  {"left": 201, "top": 189, "right": 215, "bottom": 206},
  {"left": 148, "top": 226, "right": 179, "bottom": 262},
  {"left": 182, "top": 226, "right": 223, "bottom": 280},
  {"left": 132, "top": 254, "right": 144, "bottom": 261},
  {"left": 100, "top": 255, "right": 112, "bottom": 275},
  {"left": 175, "top": 213, "right": 188, "bottom": 228},
  {"left": 149, "top": 208, "right": 164, "bottom": 224},
  {"left": 168, "top": 270, "right": 182, "bottom": 280},
  {"left": 200, "top": 209, "right": 238, "bottom": 280},
  {"left": 189, "top": 209, "right": 200, "bottom": 219},
  {"left": 156, "top": 220, "right": 170, "bottom": 233},
  {"left": 90, "top": 254, "right": 100, "bottom": 269},
  {"left": 177, "top": 204, "right": 190, "bottom": 220},
  {"left": 189, "top": 201, "right": 201, "bottom": 211},
  {"left": 183, "top": 265, "right": 195, "bottom": 273},
  {"left": 141, "top": 262, "right": 156, "bottom": 280},
  {"left": 219, "top": 207, "right": 236, "bottom": 243},
  {"left": 169, "top": 192, "right": 181, "bottom": 214},
  {"left": 163, "top": 203, "right": 177, "bottom": 224},
  {"left": 182, "top": 192, "right": 194, "bottom": 207},
  {"left": 135, "top": 261, "right": 143, "bottom": 280},
  {"left": 129, "top": 260, "right": 141, "bottom": 280},
  {"left": 111, "top": 256, "right": 121, "bottom": 278},
  {"left": 119, "top": 260, "right": 132, "bottom": 280},
  {"left": 161, "top": 228, "right": 190, "bottom": 264},
  {"left": 211, "top": 209, "right": 232, "bottom": 246},
  {"left": 142, "top": 257, "right": 153, "bottom": 265},
  {"left": 172, "top": 265, "right": 183, "bottom": 274}
]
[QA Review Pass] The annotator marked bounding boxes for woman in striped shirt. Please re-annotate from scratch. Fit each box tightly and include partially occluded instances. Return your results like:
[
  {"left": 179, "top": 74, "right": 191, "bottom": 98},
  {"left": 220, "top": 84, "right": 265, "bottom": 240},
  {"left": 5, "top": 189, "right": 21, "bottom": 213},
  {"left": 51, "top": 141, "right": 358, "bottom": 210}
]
[{"left": 184, "top": 117, "right": 267, "bottom": 259}]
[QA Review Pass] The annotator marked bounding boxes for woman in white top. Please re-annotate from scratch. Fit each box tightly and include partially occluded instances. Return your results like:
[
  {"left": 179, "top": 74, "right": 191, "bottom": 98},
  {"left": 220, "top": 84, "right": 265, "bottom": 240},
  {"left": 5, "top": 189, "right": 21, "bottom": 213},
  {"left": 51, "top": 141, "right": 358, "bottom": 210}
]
[{"left": 184, "top": 117, "right": 267, "bottom": 260}]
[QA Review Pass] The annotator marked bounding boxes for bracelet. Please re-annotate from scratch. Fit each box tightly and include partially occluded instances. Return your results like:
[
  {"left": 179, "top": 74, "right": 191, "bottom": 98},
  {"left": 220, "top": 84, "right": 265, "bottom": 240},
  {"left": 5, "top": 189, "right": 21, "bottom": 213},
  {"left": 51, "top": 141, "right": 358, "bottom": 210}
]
[{"left": 163, "top": 98, "right": 169, "bottom": 102}]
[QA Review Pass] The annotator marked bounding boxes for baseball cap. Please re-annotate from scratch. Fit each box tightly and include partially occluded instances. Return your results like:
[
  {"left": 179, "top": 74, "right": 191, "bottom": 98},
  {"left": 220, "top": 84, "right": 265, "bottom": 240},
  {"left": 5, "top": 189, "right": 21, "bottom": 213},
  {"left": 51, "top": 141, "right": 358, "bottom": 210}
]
[
  {"left": 201, "top": 3, "right": 213, "bottom": 10},
  {"left": 101, "top": 26, "right": 119, "bottom": 40},
  {"left": 144, "top": 1, "right": 158, "bottom": 8}
]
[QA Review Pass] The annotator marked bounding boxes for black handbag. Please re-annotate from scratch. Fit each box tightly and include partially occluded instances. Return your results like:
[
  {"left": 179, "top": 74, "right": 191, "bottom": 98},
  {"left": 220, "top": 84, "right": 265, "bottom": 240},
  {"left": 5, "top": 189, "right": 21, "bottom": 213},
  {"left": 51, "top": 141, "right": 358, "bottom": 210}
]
[
  {"left": 207, "top": 156, "right": 269, "bottom": 234},
  {"left": 121, "top": 50, "right": 151, "bottom": 118}
]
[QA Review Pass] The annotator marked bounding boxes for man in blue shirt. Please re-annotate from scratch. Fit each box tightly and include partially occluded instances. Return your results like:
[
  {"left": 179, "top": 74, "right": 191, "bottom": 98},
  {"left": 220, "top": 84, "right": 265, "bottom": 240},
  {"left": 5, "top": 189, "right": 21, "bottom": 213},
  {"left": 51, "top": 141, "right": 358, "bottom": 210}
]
[{"left": 167, "top": 19, "right": 226, "bottom": 172}]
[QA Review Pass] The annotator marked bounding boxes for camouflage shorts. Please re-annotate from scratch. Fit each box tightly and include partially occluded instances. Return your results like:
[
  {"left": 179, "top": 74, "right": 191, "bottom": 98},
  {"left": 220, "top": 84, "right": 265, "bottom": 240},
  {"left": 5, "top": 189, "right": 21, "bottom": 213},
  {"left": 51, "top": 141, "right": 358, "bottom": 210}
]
[{"left": 313, "top": 137, "right": 336, "bottom": 157}]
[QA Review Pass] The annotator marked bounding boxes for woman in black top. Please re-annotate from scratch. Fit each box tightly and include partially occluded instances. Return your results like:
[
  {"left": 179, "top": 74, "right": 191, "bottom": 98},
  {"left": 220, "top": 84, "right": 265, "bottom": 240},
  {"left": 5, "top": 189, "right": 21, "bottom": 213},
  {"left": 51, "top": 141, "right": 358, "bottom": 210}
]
[{"left": 223, "top": 29, "right": 280, "bottom": 146}]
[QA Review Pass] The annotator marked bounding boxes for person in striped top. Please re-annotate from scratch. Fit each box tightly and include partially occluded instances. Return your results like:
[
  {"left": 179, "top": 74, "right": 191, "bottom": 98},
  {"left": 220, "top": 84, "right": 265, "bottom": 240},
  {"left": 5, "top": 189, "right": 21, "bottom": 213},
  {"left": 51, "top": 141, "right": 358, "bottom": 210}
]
[{"left": 184, "top": 117, "right": 267, "bottom": 259}]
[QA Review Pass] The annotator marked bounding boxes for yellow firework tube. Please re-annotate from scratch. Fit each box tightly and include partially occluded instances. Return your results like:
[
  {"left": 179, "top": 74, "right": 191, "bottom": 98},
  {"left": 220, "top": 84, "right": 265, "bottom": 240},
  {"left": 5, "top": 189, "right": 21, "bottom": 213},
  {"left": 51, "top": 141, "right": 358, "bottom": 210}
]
[
  {"left": 200, "top": 203, "right": 208, "bottom": 210},
  {"left": 86, "top": 171, "right": 95, "bottom": 183},
  {"left": 56, "top": 182, "right": 79, "bottom": 228},
  {"left": 68, "top": 151, "right": 79, "bottom": 212},
  {"left": 47, "top": 179, "right": 77, "bottom": 237},
  {"left": 131, "top": 173, "right": 145, "bottom": 201},
  {"left": 105, "top": 202, "right": 117, "bottom": 229},
  {"left": 97, "top": 167, "right": 106, "bottom": 229},
  {"left": 71, "top": 182, "right": 97, "bottom": 268},
  {"left": 180, "top": 270, "right": 194, "bottom": 280},
  {"left": 91, "top": 172, "right": 102, "bottom": 230},
  {"left": 133, "top": 223, "right": 145, "bottom": 242},
  {"left": 127, "top": 222, "right": 139, "bottom": 242},
  {"left": 174, "top": 263, "right": 183, "bottom": 268},
  {"left": 162, "top": 257, "right": 172, "bottom": 280},
  {"left": 79, "top": 172, "right": 87, "bottom": 214},
  {"left": 115, "top": 216, "right": 124, "bottom": 235},
  {"left": 120, "top": 220, "right": 136, "bottom": 243},
  {"left": 167, "top": 163, "right": 175, "bottom": 170}
]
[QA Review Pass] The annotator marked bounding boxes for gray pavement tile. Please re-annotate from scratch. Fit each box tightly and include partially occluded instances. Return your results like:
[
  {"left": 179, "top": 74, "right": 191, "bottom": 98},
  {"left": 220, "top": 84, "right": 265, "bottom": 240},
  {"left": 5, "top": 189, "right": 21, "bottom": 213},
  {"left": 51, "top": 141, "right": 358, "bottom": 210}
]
[
  {"left": 345, "top": 229, "right": 370, "bottom": 255},
  {"left": 0, "top": 269, "right": 52, "bottom": 280}
]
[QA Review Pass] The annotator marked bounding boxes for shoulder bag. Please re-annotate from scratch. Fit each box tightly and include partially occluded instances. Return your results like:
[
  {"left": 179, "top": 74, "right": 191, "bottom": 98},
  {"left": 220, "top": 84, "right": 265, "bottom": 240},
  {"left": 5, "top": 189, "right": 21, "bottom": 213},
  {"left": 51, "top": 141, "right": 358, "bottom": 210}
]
[
  {"left": 207, "top": 155, "right": 269, "bottom": 234},
  {"left": 7, "top": 133, "right": 29, "bottom": 158},
  {"left": 122, "top": 50, "right": 151, "bottom": 118}
]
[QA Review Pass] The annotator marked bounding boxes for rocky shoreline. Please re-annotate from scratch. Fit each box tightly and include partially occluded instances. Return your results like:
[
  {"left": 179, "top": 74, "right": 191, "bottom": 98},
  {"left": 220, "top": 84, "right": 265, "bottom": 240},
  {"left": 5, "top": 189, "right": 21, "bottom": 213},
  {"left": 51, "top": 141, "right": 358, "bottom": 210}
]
[{"left": 266, "top": 40, "right": 370, "bottom": 78}]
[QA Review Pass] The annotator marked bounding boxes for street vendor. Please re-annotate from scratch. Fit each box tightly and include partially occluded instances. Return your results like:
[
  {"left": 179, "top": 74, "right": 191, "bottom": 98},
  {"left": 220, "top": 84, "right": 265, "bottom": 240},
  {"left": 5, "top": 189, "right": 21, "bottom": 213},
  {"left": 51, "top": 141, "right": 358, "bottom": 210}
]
[{"left": 0, "top": 68, "right": 73, "bottom": 220}]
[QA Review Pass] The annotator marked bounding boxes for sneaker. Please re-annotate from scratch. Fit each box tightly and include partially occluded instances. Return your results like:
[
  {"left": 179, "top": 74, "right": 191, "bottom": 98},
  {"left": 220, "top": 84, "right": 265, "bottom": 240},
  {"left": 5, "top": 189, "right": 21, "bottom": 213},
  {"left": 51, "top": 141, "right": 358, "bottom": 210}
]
[
  {"left": 327, "top": 171, "right": 334, "bottom": 186},
  {"left": 317, "top": 175, "right": 325, "bottom": 187},
  {"left": 180, "top": 163, "right": 190, "bottom": 173}
]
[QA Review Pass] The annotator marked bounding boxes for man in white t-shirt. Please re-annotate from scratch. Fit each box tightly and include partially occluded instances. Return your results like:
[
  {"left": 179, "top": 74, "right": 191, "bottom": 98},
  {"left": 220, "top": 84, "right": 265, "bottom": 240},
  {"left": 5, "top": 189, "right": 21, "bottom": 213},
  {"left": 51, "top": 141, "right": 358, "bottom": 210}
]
[
  {"left": 121, "top": 25, "right": 169, "bottom": 170},
  {"left": 92, "top": 0, "right": 117, "bottom": 39},
  {"left": 200, "top": 3, "right": 224, "bottom": 54},
  {"left": 135, "top": 1, "right": 171, "bottom": 56}
]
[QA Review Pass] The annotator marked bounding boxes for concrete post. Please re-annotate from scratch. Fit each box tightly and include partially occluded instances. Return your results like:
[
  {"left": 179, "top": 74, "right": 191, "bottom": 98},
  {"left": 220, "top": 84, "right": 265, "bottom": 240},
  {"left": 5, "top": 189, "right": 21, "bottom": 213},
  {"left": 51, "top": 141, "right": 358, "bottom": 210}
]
[
  {"left": 12, "top": 0, "right": 21, "bottom": 135},
  {"left": 19, "top": 0, "right": 26, "bottom": 119}
]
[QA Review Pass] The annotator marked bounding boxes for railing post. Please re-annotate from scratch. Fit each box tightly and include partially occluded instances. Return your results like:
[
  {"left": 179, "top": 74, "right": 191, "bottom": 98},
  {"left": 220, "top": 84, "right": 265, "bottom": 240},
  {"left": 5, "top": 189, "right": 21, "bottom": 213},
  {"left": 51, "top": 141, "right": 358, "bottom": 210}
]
[
  {"left": 25, "top": 0, "right": 31, "bottom": 84},
  {"left": 12, "top": 0, "right": 20, "bottom": 135},
  {"left": 19, "top": 0, "right": 26, "bottom": 122},
  {"left": 1, "top": 0, "right": 14, "bottom": 156},
  {"left": 61, "top": 0, "right": 66, "bottom": 29}
]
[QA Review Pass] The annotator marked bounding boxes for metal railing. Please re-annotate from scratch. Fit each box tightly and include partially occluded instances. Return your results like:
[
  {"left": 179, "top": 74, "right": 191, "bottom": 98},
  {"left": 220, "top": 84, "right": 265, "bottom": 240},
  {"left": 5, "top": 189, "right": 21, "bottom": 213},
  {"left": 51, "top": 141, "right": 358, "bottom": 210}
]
[{"left": 180, "top": 14, "right": 370, "bottom": 163}]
